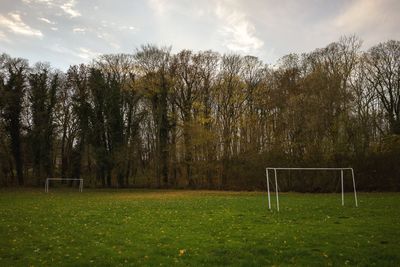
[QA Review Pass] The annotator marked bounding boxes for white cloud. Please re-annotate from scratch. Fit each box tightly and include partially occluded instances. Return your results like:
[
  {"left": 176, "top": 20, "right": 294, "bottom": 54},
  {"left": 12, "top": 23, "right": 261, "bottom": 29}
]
[
  {"left": 24, "top": 0, "right": 81, "bottom": 18},
  {"left": 96, "top": 32, "right": 121, "bottom": 49},
  {"left": 118, "top": 25, "right": 136, "bottom": 31},
  {"left": 215, "top": 1, "right": 264, "bottom": 53},
  {"left": 0, "top": 12, "right": 43, "bottom": 38},
  {"left": 324, "top": 0, "right": 400, "bottom": 47},
  {"left": 61, "top": 0, "right": 81, "bottom": 18},
  {"left": 77, "top": 47, "right": 99, "bottom": 60},
  {"left": 38, "top": 17, "right": 55, "bottom": 24},
  {"left": 72, "top": 27, "right": 85, "bottom": 33},
  {"left": 334, "top": 0, "right": 380, "bottom": 30},
  {"left": 49, "top": 44, "right": 99, "bottom": 61},
  {"left": 7, "top": 0, "right": 399, "bottom": 70},
  {"left": 50, "top": 43, "right": 71, "bottom": 54},
  {"left": 98, "top": 20, "right": 137, "bottom": 32},
  {"left": 148, "top": 0, "right": 168, "bottom": 15},
  {"left": 0, "top": 30, "right": 11, "bottom": 43},
  {"left": 22, "top": 0, "right": 53, "bottom": 4}
]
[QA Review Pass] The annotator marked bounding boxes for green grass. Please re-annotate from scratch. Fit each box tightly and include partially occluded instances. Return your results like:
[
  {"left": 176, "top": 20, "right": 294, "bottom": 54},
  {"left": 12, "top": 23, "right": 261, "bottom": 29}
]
[{"left": 0, "top": 189, "right": 399, "bottom": 266}]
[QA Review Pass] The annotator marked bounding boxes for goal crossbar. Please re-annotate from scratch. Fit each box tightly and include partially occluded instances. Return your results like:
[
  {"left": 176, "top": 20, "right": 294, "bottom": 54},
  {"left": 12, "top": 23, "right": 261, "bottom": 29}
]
[
  {"left": 45, "top": 178, "right": 83, "bottom": 193},
  {"left": 265, "top": 167, "right": 358, "bottom": 211}
]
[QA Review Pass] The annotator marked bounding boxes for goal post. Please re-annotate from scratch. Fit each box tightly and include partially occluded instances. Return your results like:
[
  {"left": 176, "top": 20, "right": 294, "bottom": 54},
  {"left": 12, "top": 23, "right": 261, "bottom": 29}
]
[
  {"left": 45, "top": 178, "right": 83, "bottom": 193},
  {"left": 265, "top": 168, "right": 358, "bottom": 211}
]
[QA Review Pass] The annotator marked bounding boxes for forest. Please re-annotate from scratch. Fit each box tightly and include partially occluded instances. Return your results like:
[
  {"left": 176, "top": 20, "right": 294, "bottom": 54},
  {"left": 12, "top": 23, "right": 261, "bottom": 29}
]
[{"left": 0, "top": 36, "right": 399, "bottom": 191}]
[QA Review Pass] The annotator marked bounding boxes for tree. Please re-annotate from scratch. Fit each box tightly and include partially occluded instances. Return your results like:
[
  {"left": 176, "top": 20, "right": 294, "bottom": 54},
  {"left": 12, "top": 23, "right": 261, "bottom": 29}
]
[
  {"left": 87, "top": 67, "right": 108, "bottom": 186},
  {"left": 195, "top": 51, "right": 219, "bottom": 188},
  {"left": 68, "top": 64, "right": 90, "bottom": 180},
  {"left": 0, "top": 54, "right": 27, "bottom": 185},
  {"left": 135, "top": 45, "right": 172, "bottom": 187},
  {"left": 365, "top": 40, "right": 400, "bottom": 134},
  {"left": 215, "top": 54, "right": 244, "bottom": 188},
  {"left": 28, "top": 63, "right": 59, "bottom": 183},
  {"left": 240, "top": 55, "right": 267, "bottom": 153},
  {"left": 172, "top": 50, "right": 202, "bottom": 186},
  {"left": 54, "top": 72, "right": 76, "bottom": 180},
  {"left": 95, "top": 53, "right": 137, "bottom": 187},
  {"left": 0, "top": 37, "right": 398, "bottom": 191}
]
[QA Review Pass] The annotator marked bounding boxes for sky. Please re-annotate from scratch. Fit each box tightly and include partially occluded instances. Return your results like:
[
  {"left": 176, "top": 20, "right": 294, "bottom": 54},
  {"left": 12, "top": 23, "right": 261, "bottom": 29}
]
[{"left": 0, "top": 0, "right": 399, "bottom": 70}]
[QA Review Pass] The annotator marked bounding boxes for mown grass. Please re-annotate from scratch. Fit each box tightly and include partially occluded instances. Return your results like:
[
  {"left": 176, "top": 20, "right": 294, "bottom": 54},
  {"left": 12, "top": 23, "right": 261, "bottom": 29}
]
[{"left": 0, "top": 189, "right": 399, "bottom": 266}]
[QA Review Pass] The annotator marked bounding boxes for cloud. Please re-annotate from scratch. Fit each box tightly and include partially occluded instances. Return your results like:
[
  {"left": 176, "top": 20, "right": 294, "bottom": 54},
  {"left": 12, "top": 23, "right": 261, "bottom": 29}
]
[
  {"left": 326, "top": 0, "right": 400, "bottom": 47},
  {"left": 61, "top": 0, "right": 81, "bottom": 18},
  {"left": 49, "top": 43, "right": 99, "bottom": 61},
  {"left": 22, "top": 0, "right": 55, "bottom": 9},
  {"left": 77, "top": 47, "right": 99, "bottom": 59},
  {"left": 22, "top": 0, "right": 53, "bottom": 4},
  {"left": 148, "top": 0, "right": 168, "bottom": 15},
  {"left": 5, "top": 0, "right": 398, "bottom": 71},
  {"left": 334, "top": 0, "right": 381, "bottom": 30},
  {"left": 0, "top": 30, "right": 11, "bottom": 43},
  {"left": 22, "top": 0, "right": 81, "bottom": 18},
  {"left": 215, "top": 1, "right": 264, "bottom": 54},
  {"left": 119, "top": 25, "right": 136, "bottom": 31},
  {"left": 0, "top": 12, "right": 43, "bottom": 37},
  {"left": 73, "top": 27, "right": 85, "bottom": 33},
  {"left": 49, "top": 43, "right": 76, "bottom": 55},
  {"left": 96, "top": 32, "right": 121, "bottom": 49},
  {"left": 38, "top": 17, "right": 55, "bottom": 24}
]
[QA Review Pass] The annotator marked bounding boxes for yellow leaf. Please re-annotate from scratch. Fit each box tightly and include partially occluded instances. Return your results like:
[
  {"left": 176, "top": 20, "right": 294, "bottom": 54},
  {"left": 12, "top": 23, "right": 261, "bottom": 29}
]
[{"left": 179, "top": 249, "right": 186, "bottom": 256}]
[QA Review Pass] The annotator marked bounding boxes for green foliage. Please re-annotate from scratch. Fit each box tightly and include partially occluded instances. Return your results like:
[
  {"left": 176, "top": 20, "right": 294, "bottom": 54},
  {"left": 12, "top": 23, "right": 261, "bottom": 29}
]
[
  {"left": 0, "top": 190, "right": 399, "bottom": 266},
  {"left": 0, "top": 56, "right": 27, "bottom": 185},
  {"left": 28, "top": 65, "right": 59, "bottom": 182}
]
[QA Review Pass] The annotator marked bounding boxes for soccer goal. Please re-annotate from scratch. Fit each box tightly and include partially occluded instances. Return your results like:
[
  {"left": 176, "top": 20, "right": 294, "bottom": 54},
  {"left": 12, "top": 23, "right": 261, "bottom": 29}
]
[
  {"left": 265, "top": 168, "right": 358, "bottom": 211},
  {"left": 45, "top": 178, "right": 84, "bottom": 193}
]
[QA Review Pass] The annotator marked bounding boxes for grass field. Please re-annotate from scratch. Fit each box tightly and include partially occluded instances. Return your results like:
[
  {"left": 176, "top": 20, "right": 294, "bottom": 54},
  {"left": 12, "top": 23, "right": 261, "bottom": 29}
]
[{"left": 0, "top": 189, "right": 399, "bottom": 266}]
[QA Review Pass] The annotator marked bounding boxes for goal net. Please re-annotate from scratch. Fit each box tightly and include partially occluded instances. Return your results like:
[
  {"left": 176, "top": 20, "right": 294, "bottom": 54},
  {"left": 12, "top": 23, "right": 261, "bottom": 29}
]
[
  {"left": 265, "top": 168, "right": 358, "bottom": 211},
  {"left": 45, "top": 178, "right": 83, "bottom": 193}
]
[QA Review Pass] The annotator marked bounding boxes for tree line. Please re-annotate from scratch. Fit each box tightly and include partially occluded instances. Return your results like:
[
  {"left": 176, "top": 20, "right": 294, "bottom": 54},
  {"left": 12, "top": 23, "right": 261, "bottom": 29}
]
[{"left": 0, "top": 36, "right": 399, "bottom": 191}]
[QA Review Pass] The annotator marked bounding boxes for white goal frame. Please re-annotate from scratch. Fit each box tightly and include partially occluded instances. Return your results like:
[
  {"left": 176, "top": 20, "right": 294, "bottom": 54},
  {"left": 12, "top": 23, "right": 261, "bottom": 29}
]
[
  {"left": 265, "top": 168, "right": 358, "bottom": 211},
  {"left": 45, "top": 178, "right": 83, "bottom": 193}
]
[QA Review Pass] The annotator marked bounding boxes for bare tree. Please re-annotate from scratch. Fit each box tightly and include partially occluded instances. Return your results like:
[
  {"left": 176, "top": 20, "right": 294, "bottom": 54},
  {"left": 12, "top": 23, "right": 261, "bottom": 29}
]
[
  {"left": 171, "top": 50, "right": 202, "bottom": 186},
  {"left": 135, "top": 45, "right": 172, "bottom": 187},
  {"left": 365, "top": 40, "right": 400, "bottom": 134}
]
